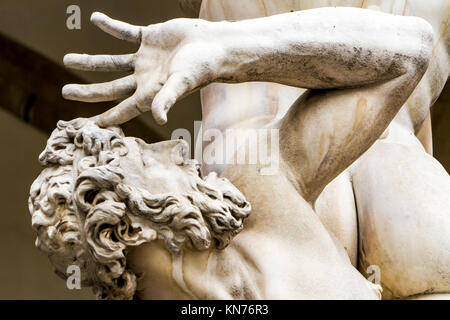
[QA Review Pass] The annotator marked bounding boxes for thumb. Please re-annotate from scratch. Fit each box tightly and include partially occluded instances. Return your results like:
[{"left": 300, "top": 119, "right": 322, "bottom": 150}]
[{"left": 152, "top": 73, "right": 194, "bottom": 125}]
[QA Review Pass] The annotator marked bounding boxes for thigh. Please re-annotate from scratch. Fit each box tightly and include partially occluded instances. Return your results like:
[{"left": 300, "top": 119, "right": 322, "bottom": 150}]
[
  {"left": 314, "top": 169, "right": 358, "bottom": 266},
  {"left": 352, "top": 139, "right": 450, "bottom": 299}
]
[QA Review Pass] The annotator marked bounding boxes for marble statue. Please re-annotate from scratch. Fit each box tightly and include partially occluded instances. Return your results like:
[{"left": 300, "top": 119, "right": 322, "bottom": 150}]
[{"left": 29, "top": 0, "right": 449, "bottom": 299}]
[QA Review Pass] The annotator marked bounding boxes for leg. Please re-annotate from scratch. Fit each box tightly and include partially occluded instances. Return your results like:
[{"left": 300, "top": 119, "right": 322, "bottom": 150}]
[{"left": 352, "top": 136, "right": 450, "bottom": 299}]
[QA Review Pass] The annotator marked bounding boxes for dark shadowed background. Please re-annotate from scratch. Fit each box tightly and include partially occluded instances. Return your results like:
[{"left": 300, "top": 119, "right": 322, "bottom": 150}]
[{"left": 0, "top": 0, "right": 447, "bottom": 299}]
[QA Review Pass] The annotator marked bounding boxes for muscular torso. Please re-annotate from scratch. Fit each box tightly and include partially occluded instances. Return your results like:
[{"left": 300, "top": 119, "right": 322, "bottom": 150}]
[{"left": 129, "top": 159, "right": 380, "bottom": 299}]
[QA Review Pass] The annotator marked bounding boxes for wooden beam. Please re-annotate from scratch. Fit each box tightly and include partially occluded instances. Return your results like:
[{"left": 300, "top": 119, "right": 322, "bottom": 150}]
[
  {"left": 179, "top": 0, "right": 202, "bottom": 18},
  {"left": 0, "top": 32, "right": 162, "bottom": 143}
]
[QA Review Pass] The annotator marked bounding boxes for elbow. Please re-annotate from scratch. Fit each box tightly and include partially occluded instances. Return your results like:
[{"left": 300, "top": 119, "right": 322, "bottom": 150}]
[
  {"left": 403, "top": 17, "right": 435, "bottom": 78},
  {"left": 416, "top": 17, "right": 434, "bottom": 72}
]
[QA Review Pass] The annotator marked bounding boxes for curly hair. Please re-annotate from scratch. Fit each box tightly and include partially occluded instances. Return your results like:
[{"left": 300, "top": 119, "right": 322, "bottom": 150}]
[{"left": 29, "top": 119, "right": 251, "bottom": 299}]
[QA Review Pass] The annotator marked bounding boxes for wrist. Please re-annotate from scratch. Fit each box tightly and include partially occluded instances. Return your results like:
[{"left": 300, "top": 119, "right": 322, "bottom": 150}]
[
  {"left": 204, "top": 20, "right": 269, "bottom": 83},
  {"left": 195, "top": 20, "right": 239, "bottom": 82}
]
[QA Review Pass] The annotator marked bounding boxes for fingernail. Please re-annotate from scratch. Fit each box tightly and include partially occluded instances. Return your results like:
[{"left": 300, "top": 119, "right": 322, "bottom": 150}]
[
  {"left": 157, "top": 113, "right": 167, "bottom": 125},
  {"left": 90, "top": 12, "right": 105, "bottom": 23},
  {"left": 61, "top": 85, "right": 71, "bottom": 97},
  {"left": 62, "top": 54, "right": 70, "bottom": 65}
]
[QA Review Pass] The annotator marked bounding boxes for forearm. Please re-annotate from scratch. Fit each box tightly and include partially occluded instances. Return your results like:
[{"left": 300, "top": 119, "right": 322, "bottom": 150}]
[
  {"left": 207, "top": 7, "right": 433, "bottom": 88},
  {"left": 61, "top": 9, "right": 433, "bottom": 128}
]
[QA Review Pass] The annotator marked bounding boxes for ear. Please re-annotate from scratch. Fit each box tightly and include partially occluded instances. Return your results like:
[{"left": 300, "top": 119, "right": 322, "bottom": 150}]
[{"left": 145, "top": 139, "right": 190, "bottom": 165}]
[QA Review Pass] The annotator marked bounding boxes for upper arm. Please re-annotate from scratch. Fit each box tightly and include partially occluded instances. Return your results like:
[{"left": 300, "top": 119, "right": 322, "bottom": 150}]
[
  {"left": 278, "top": 72, "right": 430, "bottom": 202},
  {"left": 276, "top": 14, "right": 434, "bottom": 202}
]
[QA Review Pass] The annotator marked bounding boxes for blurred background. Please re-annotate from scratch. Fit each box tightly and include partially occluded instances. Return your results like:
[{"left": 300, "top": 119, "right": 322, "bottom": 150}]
[{"left": 0, "top": 0, "right": 447, "bottom": 299}]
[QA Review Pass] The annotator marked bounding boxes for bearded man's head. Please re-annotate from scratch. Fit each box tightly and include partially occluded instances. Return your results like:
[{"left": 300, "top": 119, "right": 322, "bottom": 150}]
[{"left": 28, "top": 118, "right": 251, "bottom": 299}]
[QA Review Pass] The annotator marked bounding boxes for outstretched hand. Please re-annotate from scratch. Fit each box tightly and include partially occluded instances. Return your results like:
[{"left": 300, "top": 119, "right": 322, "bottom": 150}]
[{"left": 63, "top": 12, "right": 221, "bottom": 126}]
